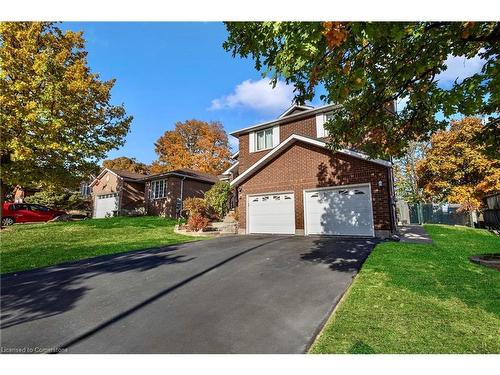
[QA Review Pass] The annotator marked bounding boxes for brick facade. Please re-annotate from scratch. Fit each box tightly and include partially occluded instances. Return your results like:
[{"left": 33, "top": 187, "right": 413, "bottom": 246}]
[
  {"left": 120, "top": 181, "right": 145, "bottom": 212},
  {"left": 145, "top": 176, "right": 214, "bottom": 217},
  {"left": 237, "top": 142, "right": 394, "bottom": 233},
  {"left": 91, "top": 170, "right": 145, "bottom": 216},
  {"left": 238, "top": 116, "right": 318, "bottom": 173}
]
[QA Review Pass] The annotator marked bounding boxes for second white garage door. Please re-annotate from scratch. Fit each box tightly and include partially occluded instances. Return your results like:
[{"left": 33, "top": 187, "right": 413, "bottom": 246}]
[
  {"left": 304, "top": 185, "right": 374, "bottom": 236},
  {"left": 248, "top": 193, "right": 295, "bottom": 234}
]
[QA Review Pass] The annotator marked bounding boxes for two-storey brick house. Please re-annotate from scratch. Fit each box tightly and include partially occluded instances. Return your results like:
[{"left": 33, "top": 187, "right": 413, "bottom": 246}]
[{"left": 225, "top": 104, "right": 397, "bottom": 238}]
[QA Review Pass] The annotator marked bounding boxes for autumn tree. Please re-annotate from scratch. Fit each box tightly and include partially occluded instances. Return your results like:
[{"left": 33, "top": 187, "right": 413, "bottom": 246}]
[
  {"left": 0, "top": 22, "right": 132, "bottom": 193},
  {"left": 103, "top": 157, "right": 149, "bottom": 174},
  {"left": 224, "top": 22, "right": 499, "bottom": 158},
  {"left": 152, "top": 119, "right": 231, "bottom": 175},
  {"left": 416, "top": 118, "right": 500, "bottom": 211}
]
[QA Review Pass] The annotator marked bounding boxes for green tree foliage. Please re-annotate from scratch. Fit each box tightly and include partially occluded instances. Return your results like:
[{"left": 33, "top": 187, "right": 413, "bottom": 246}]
[
  {"left": 0, "top": 22, "right": 132, "bottom": 190},
  {"left": 103, "top": 157, "right": 150, "bottom": 174},
  {"left": 223, "top": 22, "right": 499, "bottom": 158},
  {"left": 24, "top": 190, "right": 87, "bottom": 210},
  {"left": 204, "top": 181, "right": 231, "bottom": 219}
]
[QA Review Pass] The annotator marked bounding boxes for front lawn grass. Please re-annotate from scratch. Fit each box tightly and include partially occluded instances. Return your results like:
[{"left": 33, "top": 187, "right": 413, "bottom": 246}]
[
  {"left": 310, "top": 224, "right": 500, "bottom": 354},
  {"left": 0, "top": 216, "right": 203, "bottom": 275}
]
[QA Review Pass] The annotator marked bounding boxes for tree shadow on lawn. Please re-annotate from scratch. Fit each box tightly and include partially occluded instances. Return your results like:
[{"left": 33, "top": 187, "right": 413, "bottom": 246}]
[
  {"left": 362, "top": 229, "right": 500, "bottom": 317},
  {"left": 300, "top": 237, "right": 379, "bottom": 273},
  {"left": 0, "top": 246, "right": 194, "bottom": 329}
]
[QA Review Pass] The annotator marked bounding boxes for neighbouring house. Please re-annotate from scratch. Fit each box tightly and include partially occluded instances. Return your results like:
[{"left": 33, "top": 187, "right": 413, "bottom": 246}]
[
  {"left": 90, "top": 168, "right": 147, "bottom": 218},
  {"left": 227, "top": 103, "right": 397, "bottom": 238},
  {"left": 143, "top": 168, "right": 218, "bottom": 218}
]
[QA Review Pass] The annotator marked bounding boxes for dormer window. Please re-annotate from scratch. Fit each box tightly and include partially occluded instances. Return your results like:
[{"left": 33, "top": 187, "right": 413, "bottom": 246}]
[
  {"left": 256, "top": 128, "right": 273, "bottom": 151},
  {"left": 249, "top": 125, "right": 279, "bottom": 152}
]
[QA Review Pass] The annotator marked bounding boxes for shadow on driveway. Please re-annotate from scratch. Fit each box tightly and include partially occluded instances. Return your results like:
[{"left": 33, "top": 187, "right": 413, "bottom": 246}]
[
  {"left": 301, "top": 237, "right": 378, "bottom": 272},
  {"left": 1, "top": 247, "right": 193, "bottom": 329}
]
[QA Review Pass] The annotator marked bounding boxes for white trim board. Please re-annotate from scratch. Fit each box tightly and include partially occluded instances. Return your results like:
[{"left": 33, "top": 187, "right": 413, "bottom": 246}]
[
  {"left": 230, "top": 134, "right": 391, "bottom": 187},
  {"left": 222, "top": 161, "right": 239, "bottom": 175}
]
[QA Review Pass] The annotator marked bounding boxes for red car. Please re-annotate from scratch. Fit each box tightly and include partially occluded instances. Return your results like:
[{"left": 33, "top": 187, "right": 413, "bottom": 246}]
[{"left": 1, "top": 202, "right": 66, "bottom": 226}]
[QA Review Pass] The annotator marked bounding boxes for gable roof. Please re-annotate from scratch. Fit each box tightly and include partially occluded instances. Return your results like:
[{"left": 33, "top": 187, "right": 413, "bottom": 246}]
[
  {"left": 278, "top": 104, "right": 314, "bottom": 118},
  {"left": 230, "top": 134, "right": 392, "bottom": 187},
  {"left": 89, "top": 168, "right": 147, "bottom": 187},
  {"left": 230, "top": 103, "right": 341, "bottom": 137},
  {"left": 142, "top": 168, "right": 219, "bottom": 183},
  {"left": 110, "top": 169, "right": 149, "bottom": 180}
]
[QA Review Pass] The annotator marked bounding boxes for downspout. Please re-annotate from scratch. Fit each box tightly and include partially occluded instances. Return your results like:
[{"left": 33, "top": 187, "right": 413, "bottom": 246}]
[
  {"left": 118, "top": 177, "right": 123, "bottom": 217},
  {"left": 178, "top": 176, "right": 186, "bottom": 219}
]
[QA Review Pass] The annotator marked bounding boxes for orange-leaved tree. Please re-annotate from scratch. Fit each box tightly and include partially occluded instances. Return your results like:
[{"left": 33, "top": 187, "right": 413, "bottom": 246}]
[
  {"left": 416, "top": 117, "right": 500, "bottom": 211},
  {"left": 103, "top": 157, "right": 149, "bottom": 174},
  {"left": 151, "top": 120, "right": 231, "bottom": 175}
]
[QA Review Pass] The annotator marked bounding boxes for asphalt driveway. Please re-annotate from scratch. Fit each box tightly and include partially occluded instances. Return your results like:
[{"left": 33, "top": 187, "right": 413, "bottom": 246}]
[{"left": 0, "top": 235, "right": 376, "bottom": 353}]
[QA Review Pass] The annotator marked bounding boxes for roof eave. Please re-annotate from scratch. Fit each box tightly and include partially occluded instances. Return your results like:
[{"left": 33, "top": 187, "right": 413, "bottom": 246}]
[{"left": 229, "top": 103, "right": 341, "bottom": 137}]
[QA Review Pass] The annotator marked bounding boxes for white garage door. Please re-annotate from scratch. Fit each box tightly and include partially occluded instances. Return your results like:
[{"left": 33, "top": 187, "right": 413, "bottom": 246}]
[
  {"left": 248, "top": 193, "right": 295, "bottom": 234},
  {"left": 305, "top": 185, "right": 374, "bottom": 236},
  {"left": 94, "top": 193, "right": 119, "bottom": 218}
]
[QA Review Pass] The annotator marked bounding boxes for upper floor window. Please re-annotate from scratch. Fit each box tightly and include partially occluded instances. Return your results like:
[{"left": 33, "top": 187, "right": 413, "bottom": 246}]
[
  {"left": 80, "top": 182, "right": 91, "bottom": 197},
  {"left": 150, "top": 179, "right": 167, "bottom": 199},
  {"left": 325, "top": 111, "right": 334, "bottom": 123},
  {"left": 250, "top": 125, "right": 279, "bottom": 152},
  {"left": 316, "top": 111, "right": 334, "bottom": 138},
  {"left": 256, "top": 128, "right": 274, "bottom": 151}
]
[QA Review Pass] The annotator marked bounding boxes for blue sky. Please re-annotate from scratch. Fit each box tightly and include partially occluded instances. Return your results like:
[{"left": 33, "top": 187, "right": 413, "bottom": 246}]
[
  {"left": 62, "top": 22, "right": 485, "bottom": 165},
  {"left": 62, "top": 22, "right": 316, "bottom": 164}
]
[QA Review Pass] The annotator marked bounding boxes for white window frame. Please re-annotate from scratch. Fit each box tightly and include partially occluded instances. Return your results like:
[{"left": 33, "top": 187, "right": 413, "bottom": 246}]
[
  {"left": 150, "top": 179, "right": 167, "bottom": 200},
  {"left": 316, "top": 111, "right": 334, "bottom": 138},
  {"left": 250, "top": 125, "right": 280, "bottom": 153},
  {"left": 255, "top": 127, "right": 273, "bottom": 151}
]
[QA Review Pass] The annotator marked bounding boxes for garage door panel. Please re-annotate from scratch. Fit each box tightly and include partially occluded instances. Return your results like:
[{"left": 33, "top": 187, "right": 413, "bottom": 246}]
[
  {"left": 248, "top": 193, "right": 295, "bottom": 234},
  {"left": 305, "top": 186, "right": 374, "bottom": 236},
  {"left": 95, "top": 193, "right": 118, "bottom": 218}
]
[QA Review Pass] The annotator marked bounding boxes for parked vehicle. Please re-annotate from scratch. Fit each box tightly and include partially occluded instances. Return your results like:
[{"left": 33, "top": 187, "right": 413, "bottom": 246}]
[{"left": 1, "top": 202, "right": 66, "bottom": 226}]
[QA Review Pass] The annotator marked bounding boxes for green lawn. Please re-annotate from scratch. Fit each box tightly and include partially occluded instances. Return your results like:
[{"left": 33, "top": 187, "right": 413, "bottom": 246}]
[
  {"left": 0, "top": 216, "right": 203, "bottom": 275},
  {"left": 310, "top": 224, "right": 500, "bottom": 354}
]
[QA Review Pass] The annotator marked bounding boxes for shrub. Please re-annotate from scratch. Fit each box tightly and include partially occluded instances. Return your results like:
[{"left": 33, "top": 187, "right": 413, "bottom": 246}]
[
  {"left": 204, "top": 181, "right": 231, "bottom": 219},
  {"left": 183, "top": 197, "right": 208, "bottom": 217},
  {"left": 25, "top": 190, "right": 87, "bottom": 210},
  {"left": 187, "top": 214, "right": 209, "bottom": 232}
]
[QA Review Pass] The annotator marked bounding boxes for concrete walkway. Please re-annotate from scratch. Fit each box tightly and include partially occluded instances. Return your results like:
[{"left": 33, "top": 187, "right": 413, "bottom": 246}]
[{"left": 397, "top": 225, "right": 433, "bottom": 244}]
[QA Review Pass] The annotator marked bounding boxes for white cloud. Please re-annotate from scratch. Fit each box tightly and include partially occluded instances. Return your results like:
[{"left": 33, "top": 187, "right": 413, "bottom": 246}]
[
  {"left": 437, "top": 52, "right": 486, "bottom": 84},
  {"left": 209, "top": 78, "right": 295, "bottom": 115}
]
